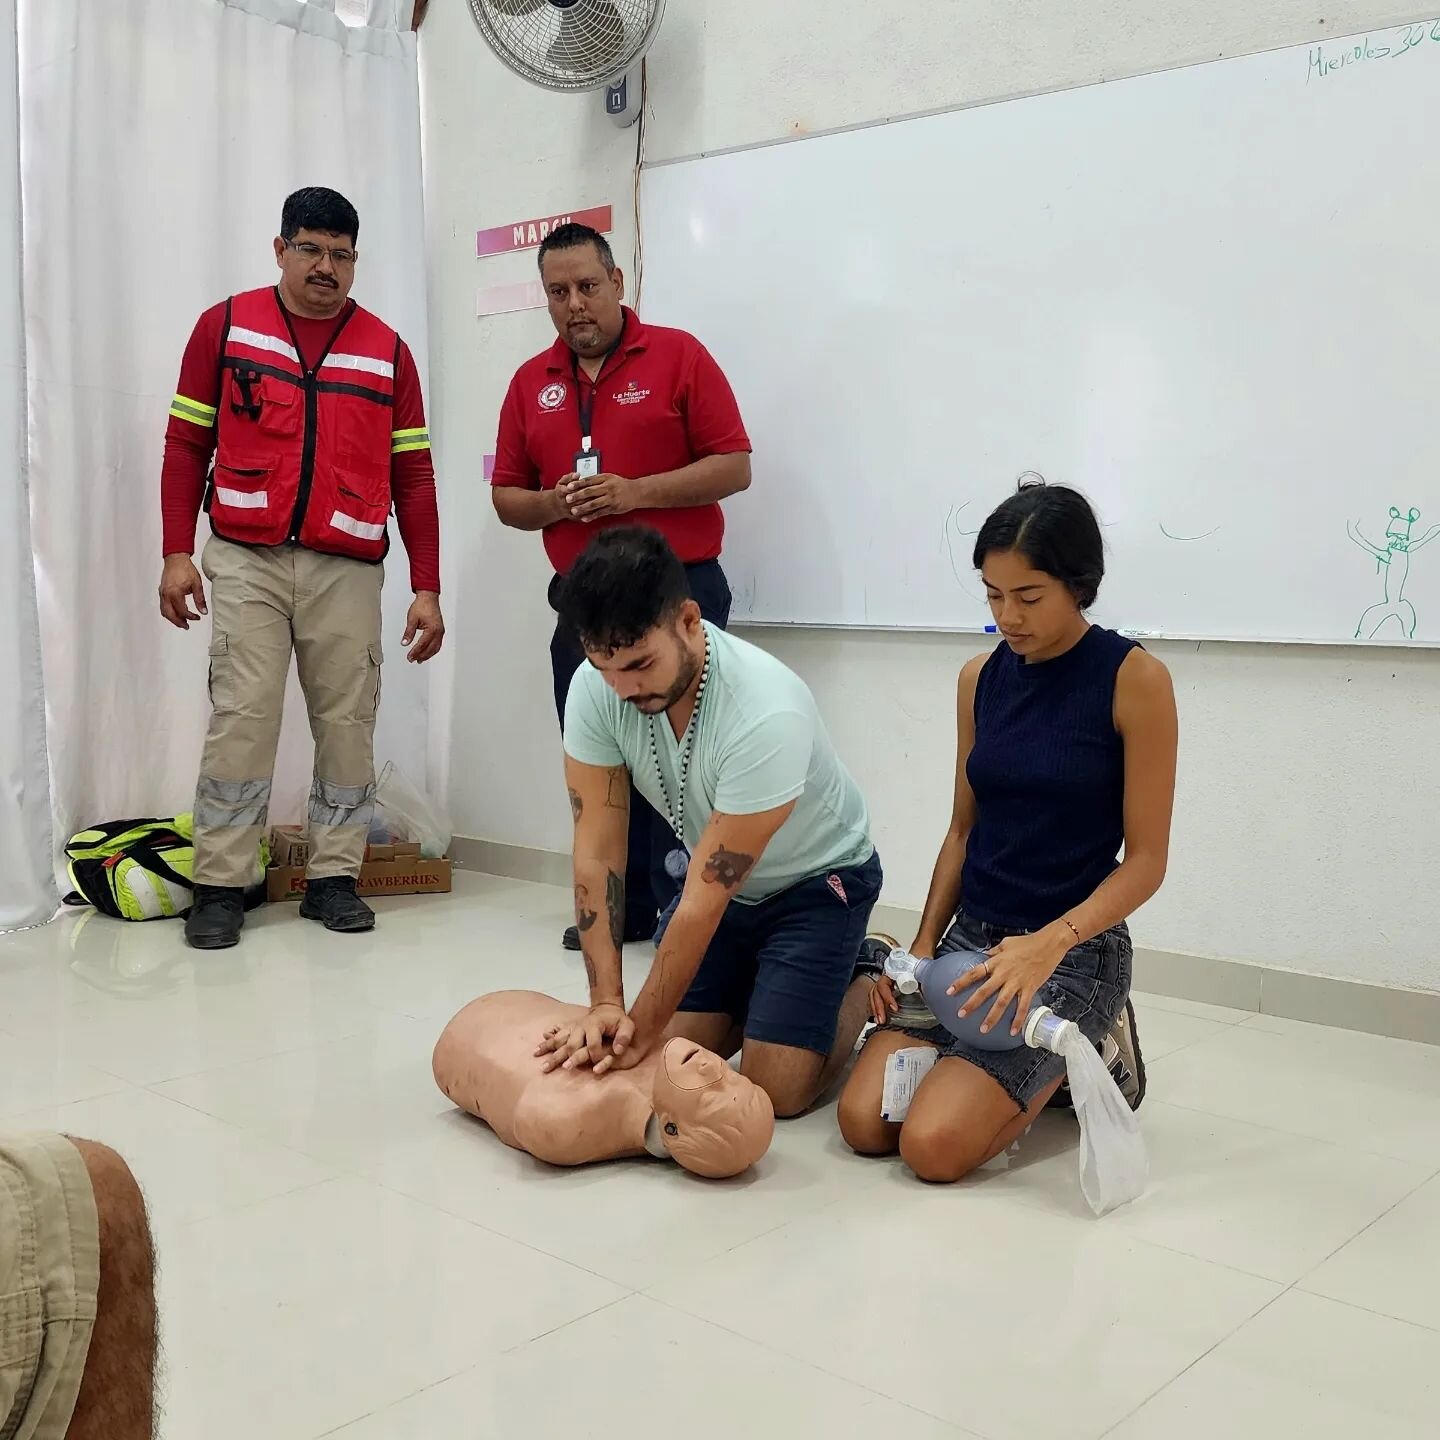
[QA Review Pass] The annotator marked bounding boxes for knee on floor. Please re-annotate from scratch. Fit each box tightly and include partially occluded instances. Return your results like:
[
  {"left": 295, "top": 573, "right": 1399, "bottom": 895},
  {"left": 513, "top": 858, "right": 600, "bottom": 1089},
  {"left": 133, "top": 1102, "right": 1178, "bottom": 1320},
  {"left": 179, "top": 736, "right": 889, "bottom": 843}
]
[
  {"left": 745, "top": 1073, "right": 817, "bottom": 1120},
  {"left": 898, "top": 1119, "right": 987, "bottom": 1185},
  {"left": 765, "top": 1087, "right": 815, "bottom": 1120},
  {"left": 836, "top": 1086, "right": 896, "bottom": 1155}
]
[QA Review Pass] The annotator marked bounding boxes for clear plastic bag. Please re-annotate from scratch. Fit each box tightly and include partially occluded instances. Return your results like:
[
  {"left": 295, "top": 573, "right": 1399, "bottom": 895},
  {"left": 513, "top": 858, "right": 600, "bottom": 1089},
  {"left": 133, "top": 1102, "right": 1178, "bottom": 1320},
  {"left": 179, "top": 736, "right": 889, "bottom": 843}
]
[
  {"left": 1057, "top": 1025, "right": 1150, "bottom": 1216},
  {"left": 373, "top": 761, "right": 451, "bottom": 859}
]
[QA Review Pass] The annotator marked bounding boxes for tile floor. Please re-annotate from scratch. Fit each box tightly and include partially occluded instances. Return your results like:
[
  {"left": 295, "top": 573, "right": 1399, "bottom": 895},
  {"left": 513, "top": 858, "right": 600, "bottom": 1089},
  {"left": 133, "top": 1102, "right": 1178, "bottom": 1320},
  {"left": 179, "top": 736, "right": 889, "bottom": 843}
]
[{"left": 2, "top": 872, "right": 1438, "bottom": 1439}]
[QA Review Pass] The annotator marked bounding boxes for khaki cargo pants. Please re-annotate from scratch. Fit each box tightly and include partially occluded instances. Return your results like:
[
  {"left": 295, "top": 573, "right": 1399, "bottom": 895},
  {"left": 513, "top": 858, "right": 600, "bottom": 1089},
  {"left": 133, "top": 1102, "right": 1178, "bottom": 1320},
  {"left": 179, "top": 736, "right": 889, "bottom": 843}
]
[
  {"left": 1, "top": 1134, "right": 99, "bottom": 1440},
  {"left": 194, "top": 536, "right": 383, "bottom": 888}
]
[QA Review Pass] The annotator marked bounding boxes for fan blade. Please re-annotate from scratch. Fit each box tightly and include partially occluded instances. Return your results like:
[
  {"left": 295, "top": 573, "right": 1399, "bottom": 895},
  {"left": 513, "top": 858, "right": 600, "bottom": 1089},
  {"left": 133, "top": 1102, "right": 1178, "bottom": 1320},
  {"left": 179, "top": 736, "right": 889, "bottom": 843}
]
[{"left": 547, "top": 0, "right": 628, "bottom": 76}]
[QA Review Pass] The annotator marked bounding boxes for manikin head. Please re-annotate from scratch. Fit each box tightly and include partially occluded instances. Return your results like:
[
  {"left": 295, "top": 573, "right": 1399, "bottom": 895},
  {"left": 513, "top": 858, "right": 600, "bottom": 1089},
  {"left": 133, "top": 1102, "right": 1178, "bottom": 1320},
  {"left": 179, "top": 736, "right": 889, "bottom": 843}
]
[
  {"left": 558, "top": 528, "right": 707, "bottom": 716},
  {"left": 652, "top": 1038, "right": 775, "bottom": 1179},
  {"left": 973, "top": 476, "right": 1104, "bottom": 663},
  {"left": 538, "top": 222, "right": 626, "bottom": 360},
  {"left": 273, "top": 186, "right": 360, "bottom": 320}
]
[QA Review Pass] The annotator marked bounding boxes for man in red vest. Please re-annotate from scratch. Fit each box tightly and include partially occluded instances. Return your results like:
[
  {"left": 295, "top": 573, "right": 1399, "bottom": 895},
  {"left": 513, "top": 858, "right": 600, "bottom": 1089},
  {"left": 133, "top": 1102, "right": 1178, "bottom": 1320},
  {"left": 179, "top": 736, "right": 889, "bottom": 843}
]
[{"left": 158, "top": 187, "right": 444, "bottom": 950}]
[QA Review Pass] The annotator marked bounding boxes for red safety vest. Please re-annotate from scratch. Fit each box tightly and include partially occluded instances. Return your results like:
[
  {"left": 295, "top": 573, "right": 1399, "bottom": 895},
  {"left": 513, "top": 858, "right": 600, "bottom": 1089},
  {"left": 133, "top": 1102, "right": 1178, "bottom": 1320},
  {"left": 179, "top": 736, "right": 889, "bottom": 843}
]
[{"left": 208, "top": 287, "right": 399, "bottom": 563}]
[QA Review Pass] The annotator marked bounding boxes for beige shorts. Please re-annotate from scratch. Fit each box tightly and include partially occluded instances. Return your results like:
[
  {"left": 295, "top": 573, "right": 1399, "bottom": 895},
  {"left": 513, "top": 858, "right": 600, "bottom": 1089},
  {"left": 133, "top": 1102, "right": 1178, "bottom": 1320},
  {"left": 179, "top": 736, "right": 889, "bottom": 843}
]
[{"left": 0, "top": 1134, "right": 99, "bottom": 1440}]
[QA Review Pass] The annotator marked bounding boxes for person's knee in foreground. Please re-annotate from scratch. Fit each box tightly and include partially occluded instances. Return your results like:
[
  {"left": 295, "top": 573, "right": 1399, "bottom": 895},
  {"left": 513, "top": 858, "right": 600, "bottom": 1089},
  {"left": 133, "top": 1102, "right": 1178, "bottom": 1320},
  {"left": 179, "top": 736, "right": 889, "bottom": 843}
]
[
  {"left": 158, "top": 185, "right": 446, "bottom": 951},
  {"left": 838, "top": 479, "right": 1179, "bottom": 1181},
  {"left": 537, "top": 526, "right": 881, "bottom": 1119},
  {"left": 1, "top": 1133, "right": 156, "bottom": 1439}
]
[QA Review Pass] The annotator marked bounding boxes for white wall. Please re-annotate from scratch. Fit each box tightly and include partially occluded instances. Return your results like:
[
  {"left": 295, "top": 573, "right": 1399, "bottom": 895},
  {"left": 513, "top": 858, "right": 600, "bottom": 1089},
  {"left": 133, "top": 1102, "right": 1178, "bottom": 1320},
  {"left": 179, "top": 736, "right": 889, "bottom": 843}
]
[{"left": 421, "top": 1, "right": 1440, "bottom": 993}]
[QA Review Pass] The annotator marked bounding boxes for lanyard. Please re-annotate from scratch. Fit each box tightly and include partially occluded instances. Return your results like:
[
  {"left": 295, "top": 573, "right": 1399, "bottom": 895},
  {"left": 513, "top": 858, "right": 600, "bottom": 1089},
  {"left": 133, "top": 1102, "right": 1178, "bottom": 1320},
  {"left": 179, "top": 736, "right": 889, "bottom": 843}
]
[
  {"left": 649, "top": 635, "right": 711, "bottom": 848},
  {"left": 570, "top": 318, "right": 626, "bottom": 452}
]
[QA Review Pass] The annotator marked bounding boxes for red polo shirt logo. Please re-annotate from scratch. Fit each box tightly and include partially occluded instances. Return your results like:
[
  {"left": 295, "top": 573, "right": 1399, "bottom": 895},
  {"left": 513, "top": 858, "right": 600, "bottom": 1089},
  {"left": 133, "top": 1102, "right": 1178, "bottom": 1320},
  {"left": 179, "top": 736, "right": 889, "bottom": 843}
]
[
  {"left": 492, "top": 307, "right": 752, "bottom": 575},
  {"left": 615, "top": 380, "right": 650, "bottom": 407}
]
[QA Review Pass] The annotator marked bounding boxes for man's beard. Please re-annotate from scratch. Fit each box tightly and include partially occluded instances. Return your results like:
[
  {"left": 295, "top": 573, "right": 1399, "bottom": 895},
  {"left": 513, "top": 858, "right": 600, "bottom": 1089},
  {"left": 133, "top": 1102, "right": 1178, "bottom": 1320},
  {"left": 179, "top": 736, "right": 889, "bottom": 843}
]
[{"left": 628, "top": 648, "right": 700, "bottom": 714}]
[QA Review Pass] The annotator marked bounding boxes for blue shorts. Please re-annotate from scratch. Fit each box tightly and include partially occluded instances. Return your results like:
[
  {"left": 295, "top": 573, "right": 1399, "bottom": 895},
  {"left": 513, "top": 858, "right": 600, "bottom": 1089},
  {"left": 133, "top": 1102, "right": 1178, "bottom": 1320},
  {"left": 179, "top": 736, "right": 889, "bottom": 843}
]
[{"left": 677, "top": 850, "right": 883, "bottom": 1055}]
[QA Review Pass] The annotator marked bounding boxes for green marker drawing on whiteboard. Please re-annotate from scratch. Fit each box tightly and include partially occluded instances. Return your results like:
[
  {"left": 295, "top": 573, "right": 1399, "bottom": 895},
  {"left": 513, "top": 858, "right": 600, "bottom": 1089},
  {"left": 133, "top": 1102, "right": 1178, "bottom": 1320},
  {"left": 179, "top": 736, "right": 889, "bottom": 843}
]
[{"left": 1347, "top": 506, "right": 1440, "bottom": 639}]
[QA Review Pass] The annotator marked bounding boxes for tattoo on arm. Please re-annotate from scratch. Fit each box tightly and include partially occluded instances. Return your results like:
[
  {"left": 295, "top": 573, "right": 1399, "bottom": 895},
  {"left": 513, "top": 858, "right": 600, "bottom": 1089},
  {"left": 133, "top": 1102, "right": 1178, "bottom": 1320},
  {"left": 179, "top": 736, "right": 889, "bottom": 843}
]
[
  {"left": 604, "top": 766, "right": 628, "bottom": 811},
  {"left": 574, "top": 883, "right": 598, "bottom": 934},
  {"left": 702, "top": 846, "right": 756, "bottom": 891},
  {"left": 606, "top": 869, "right": 625, "bottom": 950},
  {"left": 583, "top": 954, "right": 598, "bottom": 992},
  {"left": 568, "top": 787, "right": 583, "bottom": 822}
]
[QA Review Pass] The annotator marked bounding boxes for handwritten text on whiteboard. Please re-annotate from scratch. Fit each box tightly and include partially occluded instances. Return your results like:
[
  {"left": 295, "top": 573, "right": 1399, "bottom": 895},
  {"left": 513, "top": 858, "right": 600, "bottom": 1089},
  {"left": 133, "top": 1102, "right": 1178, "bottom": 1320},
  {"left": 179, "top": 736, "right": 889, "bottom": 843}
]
[{"left": 1308, "top": 19, "right": 1440, "bottom": 80}]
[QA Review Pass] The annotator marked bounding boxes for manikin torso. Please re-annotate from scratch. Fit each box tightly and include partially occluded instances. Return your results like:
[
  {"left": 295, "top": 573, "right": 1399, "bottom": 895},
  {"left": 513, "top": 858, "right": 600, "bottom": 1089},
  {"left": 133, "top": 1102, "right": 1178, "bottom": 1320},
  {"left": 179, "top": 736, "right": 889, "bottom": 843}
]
[{"left": 433, "top": 991, "right": 774, "bottom": 1176}]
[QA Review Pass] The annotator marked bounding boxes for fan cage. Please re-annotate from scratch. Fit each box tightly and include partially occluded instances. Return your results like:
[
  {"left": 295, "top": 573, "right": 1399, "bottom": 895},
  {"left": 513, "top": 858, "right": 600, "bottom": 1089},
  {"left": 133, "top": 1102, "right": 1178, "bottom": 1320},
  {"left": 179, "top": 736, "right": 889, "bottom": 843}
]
[{"left": 468, "top": 0, "right": 666, "bottom": 93}]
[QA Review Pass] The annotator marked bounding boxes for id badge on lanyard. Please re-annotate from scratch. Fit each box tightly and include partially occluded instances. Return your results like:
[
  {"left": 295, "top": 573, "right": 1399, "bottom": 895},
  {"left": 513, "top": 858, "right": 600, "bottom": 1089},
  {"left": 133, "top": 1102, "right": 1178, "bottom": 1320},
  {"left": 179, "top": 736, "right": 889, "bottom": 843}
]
[{"left": 573, "top": 354, "right": 604, "bottom": 479}]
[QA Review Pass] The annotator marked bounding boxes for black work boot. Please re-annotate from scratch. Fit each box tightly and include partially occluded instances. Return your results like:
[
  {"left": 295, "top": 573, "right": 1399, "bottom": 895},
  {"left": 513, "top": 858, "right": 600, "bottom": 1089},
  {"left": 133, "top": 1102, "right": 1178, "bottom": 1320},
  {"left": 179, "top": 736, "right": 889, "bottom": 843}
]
[
  {"left": 184, "top": 885, "right": 245, "bottom": 950},
  {"left": 299, "top": 875, "right": 375, "bottom": 933},
  {"left": 561, "top": 913, "right": 657, "bottom": 951}
]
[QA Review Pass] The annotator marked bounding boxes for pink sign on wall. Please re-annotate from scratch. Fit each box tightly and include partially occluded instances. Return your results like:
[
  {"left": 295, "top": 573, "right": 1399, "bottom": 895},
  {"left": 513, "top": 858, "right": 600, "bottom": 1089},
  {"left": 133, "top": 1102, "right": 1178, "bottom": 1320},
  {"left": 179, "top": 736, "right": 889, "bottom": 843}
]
[
  {"left": 476, "top": 204, "right": 612, "bottom": 259},
  {"left": 475, "top": 281, "right": 548, "bottom": 318}
]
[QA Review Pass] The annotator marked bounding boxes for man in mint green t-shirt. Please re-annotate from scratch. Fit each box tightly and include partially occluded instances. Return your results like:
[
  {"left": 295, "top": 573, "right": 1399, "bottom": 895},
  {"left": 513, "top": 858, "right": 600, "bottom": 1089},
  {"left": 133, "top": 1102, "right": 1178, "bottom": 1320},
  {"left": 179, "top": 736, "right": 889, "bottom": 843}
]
[{"left": 538, "top": 528, "right": 884, "bottom": 1118}]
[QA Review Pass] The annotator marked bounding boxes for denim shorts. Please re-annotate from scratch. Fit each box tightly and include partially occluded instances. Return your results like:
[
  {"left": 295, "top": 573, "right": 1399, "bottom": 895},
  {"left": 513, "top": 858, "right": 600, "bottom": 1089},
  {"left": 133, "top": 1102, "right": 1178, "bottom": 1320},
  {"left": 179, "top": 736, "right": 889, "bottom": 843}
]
[
  {"left": 868, "top": 909, "right": 1132, "bottom": 1109},
  {"left": 676, "top": 850, "right": 883, "bottom": 1055}
]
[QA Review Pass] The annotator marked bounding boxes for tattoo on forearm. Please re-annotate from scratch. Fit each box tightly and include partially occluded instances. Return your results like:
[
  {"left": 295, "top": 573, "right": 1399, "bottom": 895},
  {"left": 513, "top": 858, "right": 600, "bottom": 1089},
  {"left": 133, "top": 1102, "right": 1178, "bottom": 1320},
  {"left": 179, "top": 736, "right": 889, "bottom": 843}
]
[
  {"left": 604, "top": 766, "right": 628, "bottom": 811},
  {"left": 606, "top": 869, "right": 625, "bottom": 950},
  {"left": 583, "top": 954, "right": 598, "bottom": 992},
  {"left": 574, "top": 883, "right": 598, "bottom": 934},
  {"left": 703, "top": 846, "right": 756, "bottom": 890},
  {"left": 568, "top": 787, "right": 583, "bottom": 822}
]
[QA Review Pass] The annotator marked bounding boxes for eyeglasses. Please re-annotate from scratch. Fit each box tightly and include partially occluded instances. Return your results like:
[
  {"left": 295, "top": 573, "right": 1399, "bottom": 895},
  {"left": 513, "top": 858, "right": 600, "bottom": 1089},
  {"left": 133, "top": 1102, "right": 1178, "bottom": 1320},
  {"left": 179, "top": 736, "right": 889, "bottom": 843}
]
[{"left": 284, "top": 238, "right": 357, "bottom": 267}]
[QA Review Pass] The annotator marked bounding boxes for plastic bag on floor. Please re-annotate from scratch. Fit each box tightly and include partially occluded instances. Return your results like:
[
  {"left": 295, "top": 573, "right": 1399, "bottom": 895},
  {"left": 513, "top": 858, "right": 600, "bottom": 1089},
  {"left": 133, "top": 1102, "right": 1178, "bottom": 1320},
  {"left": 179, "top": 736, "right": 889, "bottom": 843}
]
[{"left": 373, "top": 762, "right": 451, "bottom": 859}]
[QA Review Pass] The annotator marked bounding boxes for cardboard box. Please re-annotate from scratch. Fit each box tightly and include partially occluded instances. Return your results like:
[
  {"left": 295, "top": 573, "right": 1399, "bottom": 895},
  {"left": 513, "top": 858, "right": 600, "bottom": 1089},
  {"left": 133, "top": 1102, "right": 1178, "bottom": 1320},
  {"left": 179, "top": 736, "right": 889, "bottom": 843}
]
[
  {"left": 266, "top": 854, "right": 452, "bottom": 903},
  {"left": 269, "top": 826, "right": 310, "bottom": 869}
]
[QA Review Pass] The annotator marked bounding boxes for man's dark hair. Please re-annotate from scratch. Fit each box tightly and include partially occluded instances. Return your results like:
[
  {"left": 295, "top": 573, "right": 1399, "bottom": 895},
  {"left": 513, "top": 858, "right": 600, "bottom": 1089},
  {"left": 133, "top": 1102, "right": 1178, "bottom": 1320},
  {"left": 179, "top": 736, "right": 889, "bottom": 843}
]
[
  {"left": 281, "top": 187, "right": 360, "bottom": 246},
  {"left": 558, "top": 527, "right": 691, "bottom": 651},
  {"left": 537, "top": 222, "right": 616, "bottom": 275},
  {"left": 972, "top": 477, "right": 1105, "bottom": 609}
]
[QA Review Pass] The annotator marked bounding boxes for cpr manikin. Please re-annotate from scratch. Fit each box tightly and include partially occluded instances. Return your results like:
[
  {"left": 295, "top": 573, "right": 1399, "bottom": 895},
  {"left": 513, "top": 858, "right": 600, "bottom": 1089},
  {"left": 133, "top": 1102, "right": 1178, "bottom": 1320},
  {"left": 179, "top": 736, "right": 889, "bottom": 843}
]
[{"left": 433, "top": 991, "right": 775, "bottom": 1178}]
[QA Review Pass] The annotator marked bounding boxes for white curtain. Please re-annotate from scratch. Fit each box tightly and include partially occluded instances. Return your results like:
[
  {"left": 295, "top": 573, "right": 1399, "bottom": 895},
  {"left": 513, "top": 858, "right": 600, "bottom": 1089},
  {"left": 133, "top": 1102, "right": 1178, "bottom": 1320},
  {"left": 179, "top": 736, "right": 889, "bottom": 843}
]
[
  {"left": 0, "top": 0, "right": 56, "bottom": 930},
  {"left": 17, "top": 0, "right": 431, "bottom": 877}
]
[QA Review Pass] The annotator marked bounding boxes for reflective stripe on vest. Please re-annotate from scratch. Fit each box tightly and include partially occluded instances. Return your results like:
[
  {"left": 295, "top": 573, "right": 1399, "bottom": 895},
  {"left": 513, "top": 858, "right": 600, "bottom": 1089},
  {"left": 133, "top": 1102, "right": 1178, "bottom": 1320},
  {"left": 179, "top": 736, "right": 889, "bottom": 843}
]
[
  {"left": 321, "top": 351, "right": 395, "bottom": 380},
  {"left": 215, "top": 486, "right": 269, "bottom": 509},
  {"left": 329, "top": 509, "right": 387, "bottom": 542}
]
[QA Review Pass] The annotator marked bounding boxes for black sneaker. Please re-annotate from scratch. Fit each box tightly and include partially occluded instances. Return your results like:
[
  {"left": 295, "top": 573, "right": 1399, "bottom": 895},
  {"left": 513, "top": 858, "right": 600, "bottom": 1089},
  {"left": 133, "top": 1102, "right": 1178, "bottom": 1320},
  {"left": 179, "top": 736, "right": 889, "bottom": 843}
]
[
  {"left": 854, "top": 932, "right": 899, "bottom": 983},
  {"left": 184, "top": 885, "right": 245, "bottom": 950},
  {"left": 300, "top": 876, "right": 375, "bottom": 933},
  {"left": 561, "top": 916, "right": 657, "bottom": 951}
]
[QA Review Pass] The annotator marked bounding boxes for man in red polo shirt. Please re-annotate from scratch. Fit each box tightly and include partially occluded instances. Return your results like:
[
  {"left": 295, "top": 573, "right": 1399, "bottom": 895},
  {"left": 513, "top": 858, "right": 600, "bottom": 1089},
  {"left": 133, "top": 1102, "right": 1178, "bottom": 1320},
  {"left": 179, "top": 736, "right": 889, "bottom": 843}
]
[{"left": 492, "top": 222, "right": 752, "bottom": 950}]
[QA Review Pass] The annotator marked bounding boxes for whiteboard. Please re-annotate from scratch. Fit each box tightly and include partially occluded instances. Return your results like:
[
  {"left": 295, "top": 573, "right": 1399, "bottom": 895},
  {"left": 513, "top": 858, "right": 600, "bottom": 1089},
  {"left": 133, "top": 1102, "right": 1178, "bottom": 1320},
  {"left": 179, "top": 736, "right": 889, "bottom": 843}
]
[{"left": 640, "top": 21, "right": 1440, "bottom": 644}]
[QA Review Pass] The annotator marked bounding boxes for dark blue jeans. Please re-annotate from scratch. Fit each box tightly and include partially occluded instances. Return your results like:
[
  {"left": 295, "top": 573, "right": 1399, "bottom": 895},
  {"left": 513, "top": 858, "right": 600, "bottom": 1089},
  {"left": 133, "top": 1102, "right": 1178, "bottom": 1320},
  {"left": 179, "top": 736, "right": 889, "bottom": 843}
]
[{"left": 549, "top": 558, "right": 733, "bottom": 935}]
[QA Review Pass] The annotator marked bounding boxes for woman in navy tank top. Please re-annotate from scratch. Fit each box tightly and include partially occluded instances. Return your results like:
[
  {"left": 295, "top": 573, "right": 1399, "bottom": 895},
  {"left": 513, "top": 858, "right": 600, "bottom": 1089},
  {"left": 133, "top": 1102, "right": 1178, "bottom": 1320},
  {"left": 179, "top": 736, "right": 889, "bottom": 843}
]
[{"left": 839, "top": 482, "right": 1178, "bottom": 1183}]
